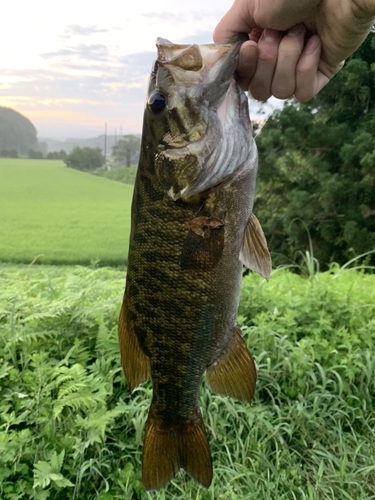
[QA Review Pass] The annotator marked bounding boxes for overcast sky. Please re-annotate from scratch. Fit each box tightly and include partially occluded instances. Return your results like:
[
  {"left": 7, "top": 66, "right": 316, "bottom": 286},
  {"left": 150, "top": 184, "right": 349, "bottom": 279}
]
[{"left": 0, "top": 0, "right": 276, "bottom": 139}]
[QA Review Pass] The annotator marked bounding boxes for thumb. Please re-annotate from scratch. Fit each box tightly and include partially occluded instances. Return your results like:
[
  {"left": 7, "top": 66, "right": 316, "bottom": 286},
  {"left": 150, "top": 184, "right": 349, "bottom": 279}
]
[{"left": 213, "top": 1, "right": 256, "bottom": 42}]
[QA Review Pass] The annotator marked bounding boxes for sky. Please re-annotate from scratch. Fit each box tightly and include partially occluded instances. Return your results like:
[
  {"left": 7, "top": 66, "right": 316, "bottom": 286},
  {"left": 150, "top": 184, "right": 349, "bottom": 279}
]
[{"left": 0, "top": 0, "right": 277, "bottom": 140}]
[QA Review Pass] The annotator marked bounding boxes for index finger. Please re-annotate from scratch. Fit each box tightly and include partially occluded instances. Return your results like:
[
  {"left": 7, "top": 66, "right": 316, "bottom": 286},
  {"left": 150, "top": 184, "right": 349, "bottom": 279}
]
[{"left": 213, "top": 1, "right": 255, "bottom": 42}]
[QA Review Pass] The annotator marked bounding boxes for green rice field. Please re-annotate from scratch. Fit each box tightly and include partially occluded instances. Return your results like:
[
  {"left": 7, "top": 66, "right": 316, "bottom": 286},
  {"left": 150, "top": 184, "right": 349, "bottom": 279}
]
[{"left": 0, "top": 159, "right": 133, "bottom": 265}]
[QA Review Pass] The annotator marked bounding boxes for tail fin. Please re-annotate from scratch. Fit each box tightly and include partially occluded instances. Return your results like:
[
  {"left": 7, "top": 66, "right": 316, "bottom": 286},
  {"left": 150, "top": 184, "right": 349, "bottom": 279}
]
[{"left": 142, "top": 409, "right": 212, "bottom": 490}]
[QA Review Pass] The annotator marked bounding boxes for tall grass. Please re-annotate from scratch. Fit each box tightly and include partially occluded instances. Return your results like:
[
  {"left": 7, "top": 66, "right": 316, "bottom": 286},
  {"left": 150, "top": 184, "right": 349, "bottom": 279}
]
[{"left": 0, "top": 264, "right": 374, "bottom": 499}]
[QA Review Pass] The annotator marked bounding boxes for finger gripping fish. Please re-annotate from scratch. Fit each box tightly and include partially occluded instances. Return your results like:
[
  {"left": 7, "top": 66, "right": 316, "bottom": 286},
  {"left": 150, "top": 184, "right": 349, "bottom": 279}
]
[{"left": 118, "top": 35, "right": 271, "bottom": 491}]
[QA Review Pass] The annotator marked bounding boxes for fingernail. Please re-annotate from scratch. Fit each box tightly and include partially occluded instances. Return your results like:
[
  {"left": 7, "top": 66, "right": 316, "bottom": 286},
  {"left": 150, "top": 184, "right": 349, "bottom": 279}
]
[
  {"left": 305, "top": 35, "right": 321, "bottom": 55},
  {"left": 289, "top": 24, "right": 305, "bottom": 37},
  {"left": 262, "top": 29, "right": 280, "bottom": 42}
]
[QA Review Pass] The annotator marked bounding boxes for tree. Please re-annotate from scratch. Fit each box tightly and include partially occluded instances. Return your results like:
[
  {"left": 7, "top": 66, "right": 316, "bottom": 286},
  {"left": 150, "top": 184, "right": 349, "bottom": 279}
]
[
  {"left": 64, "top": 147, "right": 105, "bottom": 171},
  {"left": 0, "top": 107, "right": 39, "bottom": 155},
  {"left": 112, "top": 135, "right": 140, "bottom": 166},
  {"left": 255, "top": 34, "right": 375, "bottom": 268},
  {"left": 46, "top": 150, "right": 67, "bottom": 160},
  {"left": 0, "top": 148, "right": 18, "bottom": 158},
  {"left": 29, "top": 149, "right": 44, "bottom": 159}
]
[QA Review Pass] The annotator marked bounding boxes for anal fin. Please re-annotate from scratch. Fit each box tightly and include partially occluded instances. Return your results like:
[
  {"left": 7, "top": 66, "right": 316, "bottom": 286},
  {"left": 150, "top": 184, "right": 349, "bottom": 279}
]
[
  {"left": 142, "top": 408, "right": 212, "bottom": 490},
  {"left": 118, "top": 291, "right": 150, "bottom": 392},
  {"left": 240, "top": 213, "right": 272, "bottom": 280},
  {"left": 206, "top": 324, "right": 257, "bottom": 403}
]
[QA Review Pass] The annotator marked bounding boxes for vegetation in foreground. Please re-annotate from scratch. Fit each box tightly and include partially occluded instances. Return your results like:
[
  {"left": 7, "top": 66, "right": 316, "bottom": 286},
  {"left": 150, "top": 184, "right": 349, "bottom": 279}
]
[
  {"left": 0, "top": 264, "right": 374, "bottom": 499},
  {"left": 0, "top": 159, "right": 133, "bottom": 266}
]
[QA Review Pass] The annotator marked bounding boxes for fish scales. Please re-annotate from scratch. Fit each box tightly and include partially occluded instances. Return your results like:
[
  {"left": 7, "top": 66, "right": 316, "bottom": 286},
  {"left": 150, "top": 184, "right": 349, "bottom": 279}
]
[{"left": 119, "top": 35, "right": 271, "bottom": 491}]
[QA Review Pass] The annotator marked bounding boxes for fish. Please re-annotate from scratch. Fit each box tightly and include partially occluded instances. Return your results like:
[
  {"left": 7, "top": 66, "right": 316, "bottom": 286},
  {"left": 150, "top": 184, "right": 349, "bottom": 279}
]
[{"left": 118, "top": 35, "right": 271, "bottom": 491}]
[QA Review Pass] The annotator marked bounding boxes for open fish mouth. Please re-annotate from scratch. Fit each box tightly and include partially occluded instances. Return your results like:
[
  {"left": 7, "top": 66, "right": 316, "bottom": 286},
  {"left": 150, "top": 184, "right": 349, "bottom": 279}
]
[
  {"left": 156, "top": 34, "right": 248, "bottom": 72},
  {"left": 161, "top": 79, "right": 240, "bottom": 151},
  {"left": 150, "top": 35, "right": 254, "bottom": 201}
]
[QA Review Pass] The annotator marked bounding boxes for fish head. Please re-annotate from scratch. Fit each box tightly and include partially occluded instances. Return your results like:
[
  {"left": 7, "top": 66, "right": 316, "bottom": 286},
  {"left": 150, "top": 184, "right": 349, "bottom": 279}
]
[{"left": 144, "top": 35, "right": 255, "bottom": 200}]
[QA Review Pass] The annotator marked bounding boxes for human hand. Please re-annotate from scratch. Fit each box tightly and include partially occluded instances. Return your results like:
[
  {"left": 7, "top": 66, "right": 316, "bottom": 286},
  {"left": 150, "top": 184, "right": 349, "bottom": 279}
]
[{"left": 214, "top": 0, "right": 375, "bottom": 102}]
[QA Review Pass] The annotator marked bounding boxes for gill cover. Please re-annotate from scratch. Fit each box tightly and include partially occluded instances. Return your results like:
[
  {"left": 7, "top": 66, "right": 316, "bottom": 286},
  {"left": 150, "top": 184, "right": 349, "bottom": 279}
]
[{"left": 145, "top": 35, "right": 254, "bottom": 200}]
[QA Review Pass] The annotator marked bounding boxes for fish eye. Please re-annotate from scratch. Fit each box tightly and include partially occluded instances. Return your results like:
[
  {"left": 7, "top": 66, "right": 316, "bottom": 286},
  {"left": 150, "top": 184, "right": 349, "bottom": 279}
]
[{"left": 148, "top": 90, "right": 168, "bottom": 114}]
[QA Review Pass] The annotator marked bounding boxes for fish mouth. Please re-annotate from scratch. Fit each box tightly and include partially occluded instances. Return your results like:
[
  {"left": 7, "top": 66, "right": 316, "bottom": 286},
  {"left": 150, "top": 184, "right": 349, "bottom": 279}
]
[
  {"left": 155, "top": 34, "right": 247, "bottom": 154},
  {"left": 156, "top": 34, "right": 248, "bottom": 72},
  {"left": 152, "top": 35, "right": 253, "bottom": 201}
]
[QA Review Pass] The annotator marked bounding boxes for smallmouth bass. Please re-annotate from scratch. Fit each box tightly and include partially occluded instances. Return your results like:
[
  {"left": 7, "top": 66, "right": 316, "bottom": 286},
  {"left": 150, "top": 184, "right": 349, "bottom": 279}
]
[{"left": 118, "top": 35, "right": 271, "bottom": 490}]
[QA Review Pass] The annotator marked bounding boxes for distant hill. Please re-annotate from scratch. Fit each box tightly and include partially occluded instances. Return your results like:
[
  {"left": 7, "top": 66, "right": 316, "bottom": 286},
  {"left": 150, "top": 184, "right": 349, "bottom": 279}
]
[
  {"left": 0, "top": 107, "right": 39, "bottom": 155},
  {"left": 40, "top": 134, "right": 140, "bottom": 155}
]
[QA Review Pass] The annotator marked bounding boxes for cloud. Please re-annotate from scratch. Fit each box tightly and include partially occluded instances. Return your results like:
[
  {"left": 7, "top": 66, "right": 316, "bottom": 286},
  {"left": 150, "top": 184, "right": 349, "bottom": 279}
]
[
  {"left": 120, "top": 51, "right": 155, "bottom": 77},
  {"left": 1, "top": 25, "right": 262, "bottom": 139},
  {"left": 141, "top": 12, "right": 181, "bottom": 22},
  {"left": 41, "top": 44, "right": 109, "bottom": 62},
  {"left": 176, "top": 31, "right": 215, "bottom": 45},
  {"left": 65, "top": 24, "right": 111, "bottom": 36}
]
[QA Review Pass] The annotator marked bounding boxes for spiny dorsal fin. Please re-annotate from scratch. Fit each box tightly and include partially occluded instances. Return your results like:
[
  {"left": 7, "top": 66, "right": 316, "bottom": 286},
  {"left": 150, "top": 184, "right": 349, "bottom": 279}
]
[
  {"left": 240, "top": 213, "right": 272, "bottom": 280},
  {"left": 206, "top": 324, "right": 257, "bottom": 403}
]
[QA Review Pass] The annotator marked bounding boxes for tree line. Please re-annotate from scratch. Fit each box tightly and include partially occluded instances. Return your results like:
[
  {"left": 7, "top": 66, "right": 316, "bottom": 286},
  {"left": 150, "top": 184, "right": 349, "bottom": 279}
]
[
  {"left": 0, "top": 148, "right": 19, "bottom": 158},
  {"left": 63, "top": 135, "right": 140, "bottom": 171},
  {"left": 255, "top": 33, "right": 375, "bottom": 268},
  {"left": 29, "top": 149, "right": 67, "bottom": 160},
  {"left": 0, "top": 107, "right": 39, "bottom": 155}
]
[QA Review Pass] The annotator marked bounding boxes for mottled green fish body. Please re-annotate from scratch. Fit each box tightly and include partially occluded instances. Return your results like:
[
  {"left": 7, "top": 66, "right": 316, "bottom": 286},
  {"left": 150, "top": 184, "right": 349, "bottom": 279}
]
[{"left": 119, "top": 36, "right": 271, "bottom": 491}]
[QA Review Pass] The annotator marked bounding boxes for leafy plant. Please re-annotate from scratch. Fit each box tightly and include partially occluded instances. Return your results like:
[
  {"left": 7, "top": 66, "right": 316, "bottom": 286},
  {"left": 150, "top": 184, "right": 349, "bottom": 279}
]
[{"left": 0, "top": 264, "right": 374, "bottom": 498}]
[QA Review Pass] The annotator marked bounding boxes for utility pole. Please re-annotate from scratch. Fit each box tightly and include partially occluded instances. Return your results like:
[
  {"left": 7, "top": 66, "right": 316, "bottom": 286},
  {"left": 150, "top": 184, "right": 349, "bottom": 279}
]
[{"left": 104, "top": 123, "right": 107, "bottom": 169}]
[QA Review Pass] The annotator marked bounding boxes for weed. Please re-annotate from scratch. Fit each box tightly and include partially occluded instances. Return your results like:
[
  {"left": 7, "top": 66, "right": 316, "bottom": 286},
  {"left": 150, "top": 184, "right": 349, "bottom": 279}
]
[{"left": 0, "top": 264, "right": 374, "bottom": 499}]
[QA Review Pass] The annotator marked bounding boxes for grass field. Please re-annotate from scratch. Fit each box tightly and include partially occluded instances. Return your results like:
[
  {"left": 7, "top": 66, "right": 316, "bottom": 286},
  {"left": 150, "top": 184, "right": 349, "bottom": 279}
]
[
  {"left": 94, "top": 164, "right": 138, "bottom": 185},
  {"left": 0, "top": 159, "right": 133, "bottom": 265},
  {"left": 0, "top": 263, "right": 374, "bottom": 499}
]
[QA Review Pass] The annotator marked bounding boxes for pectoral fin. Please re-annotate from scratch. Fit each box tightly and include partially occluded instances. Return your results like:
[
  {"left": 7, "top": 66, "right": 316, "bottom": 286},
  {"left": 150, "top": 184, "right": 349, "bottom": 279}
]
[
  {"left": 118, "top": 291, "right": 150, "bottom": 392},
  {"left": 206, "top": 325, "right": 257, "bottom": 403},
  {"left": 240, "top": 213, "right": 272, "bottom": 280},
  {"left": 180, "top": 216, "right": 224, "bottom": 270}
]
